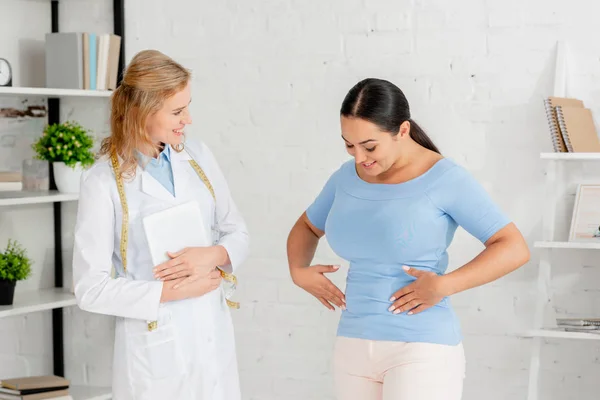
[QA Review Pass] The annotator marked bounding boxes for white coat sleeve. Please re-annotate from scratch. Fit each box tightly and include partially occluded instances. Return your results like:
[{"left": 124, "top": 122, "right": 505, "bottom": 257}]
[
  {"left": 204, "top": 145, "right": 249, "bottom": 274},
  {"left": 72, "top": 169, "right": 164, "bottom": 321}
]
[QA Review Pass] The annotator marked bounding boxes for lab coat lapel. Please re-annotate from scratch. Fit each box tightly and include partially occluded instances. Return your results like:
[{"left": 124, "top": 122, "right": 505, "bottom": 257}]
[
  {"left": 140, "top": 168, "right": 176, "bottom": 203},
  {"left": 170, "top": 145, "right": 194, "bottom": 200}
]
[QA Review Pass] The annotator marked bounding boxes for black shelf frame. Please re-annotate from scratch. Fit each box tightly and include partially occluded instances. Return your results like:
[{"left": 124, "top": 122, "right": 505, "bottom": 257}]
[{"left": 49, "top": 0, "right": 125, "bottom": 377}]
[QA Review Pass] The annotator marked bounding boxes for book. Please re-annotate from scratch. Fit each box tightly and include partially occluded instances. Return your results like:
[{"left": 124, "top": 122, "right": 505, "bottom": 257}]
[
  {"left": 543, "top": 96, "right": 584, "bottom": 152},
  {"left": 564, "top": 327, "right": 600, "bottom": 334},
  {"left": 0, "top": 389, "right": 71, "bottom": 400},
  {"left": 44, "top": 31, "right": 119, "bottom": 91},
  {"left": 0, "top": 172, "right": 21, "bottom": 183},
  {"left": 0, "top": 376, "right": 69, "bottom": 391},
  {"left": 45, "top": 33, "right": 83, "bottom": 90},
  {"left": 96, "top": 34, "right": 111, "bottom": 91},
  {"left": 0, "top": 386, "right": 68, "bottom": 396},
  {"left": 88, "top": 33, "right": 97, "bottom": 90},
  {"left": 82, "top": 33, "right": 90, "bottom": 90},
  {"left": 106, "top": 35, "right": 122, "bottom": 90},
  {"left": 557, "top": 318, "right": 600, "bottom": 327},
  {"left": 555, "top": 105, "right": 600, "bottom": 152}
]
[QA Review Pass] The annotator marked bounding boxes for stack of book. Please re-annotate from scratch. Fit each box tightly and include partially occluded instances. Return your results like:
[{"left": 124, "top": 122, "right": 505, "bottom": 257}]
[
  {"left": 0, "top": 375, "right": 72, "bottom": 400},
  {"left": 556, "top": 318, "right": 600, "bottom": 333},
  {"left": 45, "top": 32, "right": 121, "bottom": 91},
  {"left": 0, "top": 172, "right": 22, "bottom": 191},
  {"left": 543, "top": 96, "right": 600, "bottom": 152}
]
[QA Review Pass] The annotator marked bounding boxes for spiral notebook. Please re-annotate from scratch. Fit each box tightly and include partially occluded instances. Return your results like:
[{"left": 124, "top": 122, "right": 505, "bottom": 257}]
[
  {"left": 557, "top": 318, "right": 600, "bottom": 327},
  {"left": 555, "top": 105, "right": 600, "bottom": 152},
  {"left": 543, "top": 96, "right": 584, "bottom": 152}
]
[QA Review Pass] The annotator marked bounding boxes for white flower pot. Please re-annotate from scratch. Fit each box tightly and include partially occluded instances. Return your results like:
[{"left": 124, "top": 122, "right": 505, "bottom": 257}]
[{"left": 52, "top": 162, "right": 83, "bottom": 193}]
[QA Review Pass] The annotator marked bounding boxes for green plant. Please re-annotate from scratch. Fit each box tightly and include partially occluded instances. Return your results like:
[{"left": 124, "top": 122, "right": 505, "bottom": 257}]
[
  {"left": 0, "top": 240, "right": 32, "bottom": 282},
  {"left": 32, "top": 121, "right": 95, "bottom": 168}
]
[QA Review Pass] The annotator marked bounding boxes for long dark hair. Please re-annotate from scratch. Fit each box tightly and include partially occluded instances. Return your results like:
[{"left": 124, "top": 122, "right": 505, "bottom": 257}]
[{"left": 340, "top": 78, "right": 440, "bottom": 154}]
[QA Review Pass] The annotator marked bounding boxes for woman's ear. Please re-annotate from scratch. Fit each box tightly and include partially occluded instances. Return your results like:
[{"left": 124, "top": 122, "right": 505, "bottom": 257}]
[{"left": 398, "top": 120, "right": 411, "bottom": 138}]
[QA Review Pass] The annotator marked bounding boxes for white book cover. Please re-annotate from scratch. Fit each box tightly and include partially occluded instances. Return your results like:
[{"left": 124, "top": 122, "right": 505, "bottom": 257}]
[
  {"left": 96, "top": 34, "right": 110, "bottom": 91},
  {"left": 142, "top": 201, "right": 211, "bottom": 267}
]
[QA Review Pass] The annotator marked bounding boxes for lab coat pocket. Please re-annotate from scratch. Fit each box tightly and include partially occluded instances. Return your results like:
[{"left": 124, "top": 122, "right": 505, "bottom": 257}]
[{"left": 128, "top": 320, "right": 186, "bottom": 380}]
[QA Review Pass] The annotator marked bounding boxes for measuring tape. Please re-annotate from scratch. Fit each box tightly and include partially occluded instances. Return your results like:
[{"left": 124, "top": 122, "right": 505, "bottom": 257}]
[{"left": 110, "top": 151, "right": 240, "bottom": 332}]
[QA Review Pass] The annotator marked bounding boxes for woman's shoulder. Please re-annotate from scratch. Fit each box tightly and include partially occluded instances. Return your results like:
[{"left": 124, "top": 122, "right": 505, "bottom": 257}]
[
  {"left": 332, "top": 159, "right": 355, "bottom": 178},
  {"left": 322, "top": 159, "right": 354, "bottom": 186},
  {"left": 425, "top": 157, "right": 483, "bottom": 194},
  {"left": 76, "top": 157, "right": 117, "bottom": 198},
  {"left": 81, "top": 156, "right": 114, "bottom": 183}
]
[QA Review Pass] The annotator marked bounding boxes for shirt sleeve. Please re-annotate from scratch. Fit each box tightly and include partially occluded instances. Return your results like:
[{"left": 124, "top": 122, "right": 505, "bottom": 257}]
[
  {"left": 427, "top": 164, "right": 511, "bottom": 244},
  {"left": 306, "top": 168, "right": 341, "bottom": 231},
  {"left": 73, "top": 167, "right": 164, "bottom": 321}
]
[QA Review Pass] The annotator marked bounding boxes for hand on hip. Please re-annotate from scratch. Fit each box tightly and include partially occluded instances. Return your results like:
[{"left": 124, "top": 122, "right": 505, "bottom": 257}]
[{"left": 291, "top": 264, "right": 346, "bottom": 311}]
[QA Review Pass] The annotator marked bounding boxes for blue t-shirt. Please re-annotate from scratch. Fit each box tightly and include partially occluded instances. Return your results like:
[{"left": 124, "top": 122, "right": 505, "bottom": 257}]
[{"left": 306, "top": 158, "right": 510, "bottom": 345}]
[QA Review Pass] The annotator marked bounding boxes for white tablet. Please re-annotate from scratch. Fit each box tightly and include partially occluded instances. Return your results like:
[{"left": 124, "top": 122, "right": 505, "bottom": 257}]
[{"left": 142, "top": 201, "right": 212, "bottom": 267}]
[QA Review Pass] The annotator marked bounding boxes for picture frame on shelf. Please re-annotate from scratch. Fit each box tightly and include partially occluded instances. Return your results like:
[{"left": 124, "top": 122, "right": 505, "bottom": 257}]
[{"left": 568, "top": 183, "right": 600, "bottom": 242}]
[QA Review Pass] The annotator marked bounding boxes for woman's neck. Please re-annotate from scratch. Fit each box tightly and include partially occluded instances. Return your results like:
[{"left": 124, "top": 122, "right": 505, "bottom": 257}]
[
  {"left": 139, "top": 142, "right": 165, "bottom": 159},
  {"left": 389, "top": 139, "right": 425, "bottom": 172}
]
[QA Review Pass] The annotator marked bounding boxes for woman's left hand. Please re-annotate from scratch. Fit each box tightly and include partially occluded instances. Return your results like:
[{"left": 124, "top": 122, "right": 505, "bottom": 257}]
[
  {"left": 388, "top": 266, "right": 450, "bottom": 315},
  {"left": 153, "top": 247, "right": 221, "bottom": 289}
]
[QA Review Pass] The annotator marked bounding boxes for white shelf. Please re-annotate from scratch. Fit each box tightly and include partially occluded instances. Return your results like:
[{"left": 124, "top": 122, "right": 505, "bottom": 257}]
[
  {"left": 524, "top": 329, "right": 600, "bottom": 341},
  {"left": 534, "top": 241, "right": 600, "bottom": 250},
  {"left": 0, "top": 191, "right": 78, "bottom": 207},
  {"left": 0, "top": 87, "right": 112, "bottom": 98},
  {"left": 0, "top": 288, "right": 76, "bottom": 319},
  {"left": 540, "top": 152, "right": 600, "bottom": 160},
  {"left": 71, "top": 385, "right": 112, "bottom": 400}
]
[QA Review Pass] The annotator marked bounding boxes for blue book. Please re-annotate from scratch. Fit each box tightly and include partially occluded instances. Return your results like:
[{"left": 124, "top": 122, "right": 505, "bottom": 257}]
[{"left": 89, "top": 33, "right": 97, "bottom": 90}]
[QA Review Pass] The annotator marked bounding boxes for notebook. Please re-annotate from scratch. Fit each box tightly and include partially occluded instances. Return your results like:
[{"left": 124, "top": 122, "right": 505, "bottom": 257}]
[
  {"left": 555, "top": 105, "right": 600, "bottom": 152},
  {"left": 557, "top": 318, "right": 600, "bottom": 327},
  {"left": 0, "top": 376, "right": 69, "bottom": 391},
  {"left": 0, "top": 389, "right": 71, "bottom": 400},
  {"left": 142, "top": 201, "right": 211, "bottom": 267},
  {"left": 543, "top": 96, "right": 584, "bottom": 152}
]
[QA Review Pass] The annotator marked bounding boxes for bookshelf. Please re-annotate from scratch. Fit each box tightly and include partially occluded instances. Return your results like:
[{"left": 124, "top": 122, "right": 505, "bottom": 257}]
[
  {"left": 524, "top": 41, "right": 600, "bottom": 400},
  {"left": 533, "top": 241, "right": 600, "bottom": 250},
  {"left": 540, "top": 152, "right": 600, "bottom": 160},
  {"left": 0, "top": 191, "right": 78, "bottom": 206},
  {"left": 0, "top": 1, "right": 125, "bottom": 399},
  {"left": 0, "top": 288, "right": 76, "bottom": 319},
  {"left": 0, "top": 87, "right": 112, "bottom": 98},
  {"left": 70, "top": 386, "right": 112, "bottom": 400},
  {"left": 524, "top": 329, "right": 600, "bottom": 341}
]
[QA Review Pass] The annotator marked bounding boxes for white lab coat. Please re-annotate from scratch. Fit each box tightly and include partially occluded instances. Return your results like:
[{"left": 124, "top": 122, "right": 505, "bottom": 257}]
[{"left": 72, "top": 139, "right": 249, "bottom": 400}]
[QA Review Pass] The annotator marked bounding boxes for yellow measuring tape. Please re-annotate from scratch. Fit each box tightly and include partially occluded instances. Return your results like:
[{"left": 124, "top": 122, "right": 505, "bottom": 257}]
[{"left": 110, "top": 151, "right": 240, "bottom": 332}]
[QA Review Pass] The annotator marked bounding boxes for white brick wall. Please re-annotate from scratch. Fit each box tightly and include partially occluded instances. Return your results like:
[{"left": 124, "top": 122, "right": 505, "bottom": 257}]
[{"left": 3, "top": 0, "right": 600, "bottom": 399}]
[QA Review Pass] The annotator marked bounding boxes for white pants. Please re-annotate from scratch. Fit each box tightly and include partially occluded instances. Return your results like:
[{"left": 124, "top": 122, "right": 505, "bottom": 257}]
[{"left": 333, "top": 337, "right": 465, "bottom": 400}]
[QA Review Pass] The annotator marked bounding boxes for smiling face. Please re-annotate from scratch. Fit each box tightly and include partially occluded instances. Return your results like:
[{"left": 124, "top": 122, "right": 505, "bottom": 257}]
[
  {"left": 341, "top": 116, "right": 410, "bottom": 177},
  {"left": 146, "top": 82, "right": 192, "bottom": 148}
]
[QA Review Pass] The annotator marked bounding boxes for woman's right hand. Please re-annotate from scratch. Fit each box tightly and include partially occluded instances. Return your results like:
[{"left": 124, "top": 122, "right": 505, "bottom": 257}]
[
  {"left": 188, "top": 269, "right": 223, "bottom": 297},
  {"left": 161, "top": 269, "right": 222, "bottom": 303},
  {"left": 291, "top": 265, "right": 346, "bottom": 311}
]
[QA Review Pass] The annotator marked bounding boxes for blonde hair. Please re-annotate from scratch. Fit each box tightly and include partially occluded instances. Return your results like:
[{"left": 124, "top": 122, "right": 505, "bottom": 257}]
[{"left": 100, "top": 49, "right": 191, "bottom": 179}]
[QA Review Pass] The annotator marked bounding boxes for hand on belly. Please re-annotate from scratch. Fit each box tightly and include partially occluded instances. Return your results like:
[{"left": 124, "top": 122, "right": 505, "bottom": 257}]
[{"left": 387, "top": 266, "right": 448, "bottom": 315}]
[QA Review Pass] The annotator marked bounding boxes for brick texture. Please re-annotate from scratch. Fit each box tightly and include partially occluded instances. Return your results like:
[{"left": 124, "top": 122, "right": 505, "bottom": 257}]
[{"left": 1, "top": 0, "right": 600, "bottom": 399}]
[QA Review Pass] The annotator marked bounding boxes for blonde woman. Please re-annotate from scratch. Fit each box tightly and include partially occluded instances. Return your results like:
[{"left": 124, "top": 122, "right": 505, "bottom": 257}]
[{"left": 72, "top": 50, "right": 249, "bottom": 400}]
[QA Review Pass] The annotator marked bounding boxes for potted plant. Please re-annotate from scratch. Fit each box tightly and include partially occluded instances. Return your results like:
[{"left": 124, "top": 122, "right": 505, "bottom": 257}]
[
  {"left": 32, "top": 121, "right": 95, "bottom": 193},
  {"left": 0, "top": 240, "right": 32, "bottom": 306}
]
